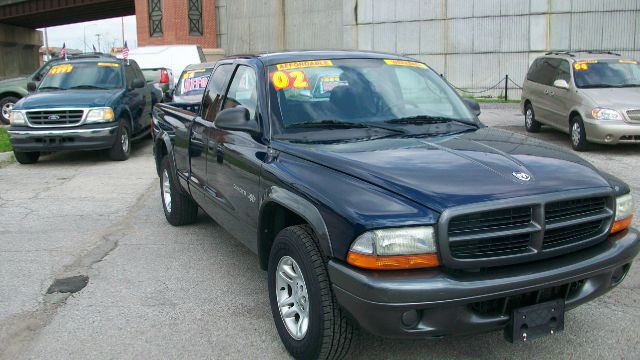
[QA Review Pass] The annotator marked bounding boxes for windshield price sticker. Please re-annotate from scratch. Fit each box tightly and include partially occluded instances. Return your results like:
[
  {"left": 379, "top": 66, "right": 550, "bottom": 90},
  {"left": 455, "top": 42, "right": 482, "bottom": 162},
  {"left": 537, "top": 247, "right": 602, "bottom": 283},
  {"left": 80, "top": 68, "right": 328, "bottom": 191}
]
[
  {"left": 275, "top": 60, "right": 334, "bottom": 71},
  {"left": 619, "top": 60, "right": 638, "bottom": 64},
  {"left": 271, "top": 70, "right": 311, "bottom": 91},
  {"left": 97, "top": 62, "right": 120, "bottom": 67},
  {"left": 182, "top": 76, "right": 209, "bottom": 92},
  {"left": 574, "top": 60, "right": 598, "bottom": 71},
  {"left": 320, "top": 75, "right": 348, "bottom": 93},
  {"left": 48, "top": 64, "right": 73, "bottom": 75},
  {"left": 384, "top": 59, "right": 428, "bottom": 69}
]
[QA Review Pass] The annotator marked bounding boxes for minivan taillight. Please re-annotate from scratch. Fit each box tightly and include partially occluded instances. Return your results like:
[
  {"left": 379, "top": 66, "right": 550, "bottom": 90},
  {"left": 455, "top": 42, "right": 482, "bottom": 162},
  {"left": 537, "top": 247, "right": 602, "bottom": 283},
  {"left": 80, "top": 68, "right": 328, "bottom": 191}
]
[{"left": 160, "top": 69, "right": 169, "bottom": 83}]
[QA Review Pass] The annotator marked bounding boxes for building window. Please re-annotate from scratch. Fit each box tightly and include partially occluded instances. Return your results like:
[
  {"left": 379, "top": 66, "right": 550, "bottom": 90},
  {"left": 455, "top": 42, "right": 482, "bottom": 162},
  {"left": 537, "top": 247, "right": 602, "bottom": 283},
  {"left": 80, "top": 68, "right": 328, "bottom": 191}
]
[
  {"left": 188, "top": 0, "right": 203, "bottom": 36},
  {"left": 148, "top": 0, "right": 163, "bottom": 37}
]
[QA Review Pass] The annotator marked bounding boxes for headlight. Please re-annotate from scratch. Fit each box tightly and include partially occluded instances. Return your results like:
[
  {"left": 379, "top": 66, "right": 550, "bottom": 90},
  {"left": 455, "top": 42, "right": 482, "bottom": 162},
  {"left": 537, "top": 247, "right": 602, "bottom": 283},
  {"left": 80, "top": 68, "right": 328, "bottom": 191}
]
[
  {"left": 592, "top": 108, "right": 622, "bottom": 121},
  {"left": 9, "top": 111, "right": 26, "bottom": 125},
  {"left": 612, "top": 193, "right": 634, "bottom": 234},
  {"left": 85, "top": 107, "right": 114, "bottom": 123},
  {"left": 347, "top": 226, "right": 439, "bottom": 270}
]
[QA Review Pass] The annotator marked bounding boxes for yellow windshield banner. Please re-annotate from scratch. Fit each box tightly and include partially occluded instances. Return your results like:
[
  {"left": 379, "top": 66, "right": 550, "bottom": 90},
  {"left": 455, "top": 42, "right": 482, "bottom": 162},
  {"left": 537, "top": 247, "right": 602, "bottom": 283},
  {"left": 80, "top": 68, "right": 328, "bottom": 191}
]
[
  {"left": 619, "top": 60, "right": 638, "bottom": 64},
  {"left": 48, "top": 64, "right": 73, "bottom": 75},
  {"left": 384, "top": 59, "right": 428, "bottom": 69},
  {"left": 275, "top": 60, "right": 334, "bottom": 70},
  {"left": 97, "top": 62, "right": 120, "bottom": 67}
]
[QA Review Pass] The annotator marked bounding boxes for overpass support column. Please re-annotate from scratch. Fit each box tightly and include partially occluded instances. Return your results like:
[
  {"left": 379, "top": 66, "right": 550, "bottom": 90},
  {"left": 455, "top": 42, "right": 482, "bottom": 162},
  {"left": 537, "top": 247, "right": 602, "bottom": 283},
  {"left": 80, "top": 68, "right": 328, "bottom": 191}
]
[{"left": 0, "top": 23, "right": 41, "bottom": 79}]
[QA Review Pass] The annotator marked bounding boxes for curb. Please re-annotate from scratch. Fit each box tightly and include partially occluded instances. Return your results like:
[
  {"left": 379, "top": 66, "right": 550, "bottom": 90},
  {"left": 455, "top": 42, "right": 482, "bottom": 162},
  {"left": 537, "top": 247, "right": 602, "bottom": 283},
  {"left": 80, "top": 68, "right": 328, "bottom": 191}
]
[{"left": 0, "top": 151, "right": 13, "bottom": 162}]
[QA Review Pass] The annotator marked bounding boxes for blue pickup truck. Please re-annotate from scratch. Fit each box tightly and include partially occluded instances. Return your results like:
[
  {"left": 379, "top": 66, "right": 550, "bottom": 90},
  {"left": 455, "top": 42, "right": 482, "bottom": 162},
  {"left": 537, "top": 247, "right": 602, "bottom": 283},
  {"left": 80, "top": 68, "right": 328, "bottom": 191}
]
[
  {"left": 152, "top": 51, "right": 639, "bottom": 360},
  {"left": 8, "top": 56, "right": 158, "bottom": 164}
]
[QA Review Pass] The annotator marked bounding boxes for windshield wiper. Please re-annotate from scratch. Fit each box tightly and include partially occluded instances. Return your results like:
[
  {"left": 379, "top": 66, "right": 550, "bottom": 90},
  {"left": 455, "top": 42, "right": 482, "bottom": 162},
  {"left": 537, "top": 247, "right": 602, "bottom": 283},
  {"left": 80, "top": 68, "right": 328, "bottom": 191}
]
[
  {"left": 286, "top": 120, "right": 405, "bottom": 133},
  {"left": 68, "top": 85, "right": 109, "bottom": 90},
  {"left": 616, "top": 84, "right": 640, "bottom": 88},
  {"left": 38, "top": 86, "right": 63, "bottom": 90},
  {"left": 385, "top": 115, "right": 477, "bottom": 127},
  {"left": 579, "top": 84, "right": 622, "bottom": 88}
]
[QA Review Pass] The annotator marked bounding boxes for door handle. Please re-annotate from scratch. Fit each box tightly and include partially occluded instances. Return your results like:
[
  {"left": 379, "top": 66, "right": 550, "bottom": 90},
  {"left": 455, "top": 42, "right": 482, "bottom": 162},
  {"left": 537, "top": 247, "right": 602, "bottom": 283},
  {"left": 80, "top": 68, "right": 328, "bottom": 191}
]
[{"left": 216, "top": 144, "right": 224, "bottom": 163}]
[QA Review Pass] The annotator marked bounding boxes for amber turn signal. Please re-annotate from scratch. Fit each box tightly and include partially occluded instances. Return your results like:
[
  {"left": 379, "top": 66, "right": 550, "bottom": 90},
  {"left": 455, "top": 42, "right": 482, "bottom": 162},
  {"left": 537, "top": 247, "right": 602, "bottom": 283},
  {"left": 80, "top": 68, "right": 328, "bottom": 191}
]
[
  {"left": 347, "top": 251, "right": 440, "bottom": 270},
  {"left": 611, "top": 215, "right": 633, "bottom": 234}
]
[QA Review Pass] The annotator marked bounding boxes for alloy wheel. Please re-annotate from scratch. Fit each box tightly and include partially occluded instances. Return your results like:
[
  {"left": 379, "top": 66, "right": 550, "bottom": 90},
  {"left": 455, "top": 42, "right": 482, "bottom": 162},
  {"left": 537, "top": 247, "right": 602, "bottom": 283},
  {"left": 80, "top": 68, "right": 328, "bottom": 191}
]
[
  {"left": 162, "top": 169, "right": 172, "bottom": 213},
  {"left": 275, "top": 256, "right": 310, "bottom": 340}
]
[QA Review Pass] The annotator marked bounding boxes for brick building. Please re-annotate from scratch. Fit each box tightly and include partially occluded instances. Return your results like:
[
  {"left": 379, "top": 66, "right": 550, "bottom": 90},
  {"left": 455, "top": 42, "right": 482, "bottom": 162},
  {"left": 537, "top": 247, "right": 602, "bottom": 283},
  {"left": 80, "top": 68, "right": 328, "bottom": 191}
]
[{"left": 134, "top": 0, "right": 217, "bottom": 48}]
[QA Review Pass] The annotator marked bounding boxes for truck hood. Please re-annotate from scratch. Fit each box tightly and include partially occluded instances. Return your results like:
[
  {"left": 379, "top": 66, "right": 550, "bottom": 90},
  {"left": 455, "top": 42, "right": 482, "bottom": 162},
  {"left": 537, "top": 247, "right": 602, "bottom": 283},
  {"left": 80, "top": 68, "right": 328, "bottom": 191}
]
[
  {"left": 15, "top": 89, "right": 123, "bottom": 109},
  {"left": 273, "top": 128, "right": 611, "bottom": 212},
  {"left": 0, "top": 76, "right": 28, "bottom": 86},
  {"left": 580, "top": 87, "right": 640, "bottom": 109}
]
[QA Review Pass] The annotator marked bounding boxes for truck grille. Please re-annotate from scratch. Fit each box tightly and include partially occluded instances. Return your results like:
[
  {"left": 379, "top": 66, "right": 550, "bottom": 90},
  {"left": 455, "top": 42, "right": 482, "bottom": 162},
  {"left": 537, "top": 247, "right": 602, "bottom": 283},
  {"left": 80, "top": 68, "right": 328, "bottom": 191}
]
[
  {"left": 26, "top": 110, "right": 85, "bottom": 126},
  {"left": 626, "top": 109, "right": 640, "bottom": 122},
  {"left": 441, "top": 193, "right": 614, "bottom": 268}
]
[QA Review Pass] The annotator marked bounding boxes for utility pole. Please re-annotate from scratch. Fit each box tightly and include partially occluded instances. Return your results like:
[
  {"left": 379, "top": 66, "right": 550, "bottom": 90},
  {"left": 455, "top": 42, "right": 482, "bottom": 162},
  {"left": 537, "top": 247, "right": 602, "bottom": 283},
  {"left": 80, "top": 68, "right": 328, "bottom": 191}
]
[
  {"left": 43, "top": 27, "right": 50, "bottom": 61},
  {"left": 121, "top": 17, "right": 125, "bottom": 47},
  {"left": 95, "top": 33, "right": 102, "bottom": 53}
]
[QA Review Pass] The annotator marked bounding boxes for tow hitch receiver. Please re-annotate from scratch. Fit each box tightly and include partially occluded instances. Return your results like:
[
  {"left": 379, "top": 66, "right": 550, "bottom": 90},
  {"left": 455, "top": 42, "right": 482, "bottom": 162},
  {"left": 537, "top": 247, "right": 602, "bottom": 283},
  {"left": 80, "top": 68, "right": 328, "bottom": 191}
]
[{"left": 505, "top": 299, "right": 565, "bottom": 343}]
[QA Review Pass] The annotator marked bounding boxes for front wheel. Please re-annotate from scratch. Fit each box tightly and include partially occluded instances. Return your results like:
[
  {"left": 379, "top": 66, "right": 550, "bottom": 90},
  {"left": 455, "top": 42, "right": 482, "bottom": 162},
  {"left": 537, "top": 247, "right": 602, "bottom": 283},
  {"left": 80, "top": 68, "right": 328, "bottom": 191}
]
[
  {"left": 109, "top": 120, "right": 131, "bottom": 161},
  {"left": 14, "top": 151, "right": 40, "bottom": 164},
  {"left": 0, "top": 96, "right": 19, "bottom": 125},
  {"left": 524, "top": 103, "right": 541, "bottom": 133},
  {"left": 570, "top": 116, "right": 589, "bottom": 151},
  {"left": 268, "top": 225, "right": 355, "bottom": 360}
]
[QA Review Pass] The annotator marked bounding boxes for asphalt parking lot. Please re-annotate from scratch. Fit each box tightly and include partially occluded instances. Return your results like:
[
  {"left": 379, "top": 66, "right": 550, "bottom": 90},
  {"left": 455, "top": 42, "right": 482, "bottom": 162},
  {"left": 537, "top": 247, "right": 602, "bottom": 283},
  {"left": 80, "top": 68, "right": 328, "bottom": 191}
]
[{"left": 1, "top": 104, "right": 639, "bottom": 359}]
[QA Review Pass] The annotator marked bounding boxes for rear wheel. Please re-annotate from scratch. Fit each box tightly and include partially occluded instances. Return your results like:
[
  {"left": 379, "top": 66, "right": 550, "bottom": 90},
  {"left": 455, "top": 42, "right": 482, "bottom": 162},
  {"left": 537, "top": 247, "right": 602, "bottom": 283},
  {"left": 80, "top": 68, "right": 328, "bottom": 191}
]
[
  {"left": 570, "top": 115, "right": 589, "bottom": 151},
  {"left": 268, "top": 225, "right": 355, "bottom": 360},
  {"left": 0, "top": 96, "right": 19, "bottom": 125},
  {"left": 109, "top": 119, "right": 131, "bottom": 161},
  {"left": 524, "top": 103, "right": 541, "bottom": 133},
  {"left": 14, "top": 151, "right": 40, "bottom": 164},
  {"left": 160, "top": 156, "right": 198, "bottom": 226}
]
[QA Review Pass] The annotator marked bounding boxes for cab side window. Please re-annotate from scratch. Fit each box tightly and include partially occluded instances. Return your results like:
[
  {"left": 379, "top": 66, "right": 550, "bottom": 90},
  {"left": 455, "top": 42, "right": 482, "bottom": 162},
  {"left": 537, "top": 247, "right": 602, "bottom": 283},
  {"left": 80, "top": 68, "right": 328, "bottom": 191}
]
[
  {"left": 223, "top": 66, "right": 258, "bottom": 120},
  {"left": 202, "top": 64, "right": 234, "bottom": 122}
]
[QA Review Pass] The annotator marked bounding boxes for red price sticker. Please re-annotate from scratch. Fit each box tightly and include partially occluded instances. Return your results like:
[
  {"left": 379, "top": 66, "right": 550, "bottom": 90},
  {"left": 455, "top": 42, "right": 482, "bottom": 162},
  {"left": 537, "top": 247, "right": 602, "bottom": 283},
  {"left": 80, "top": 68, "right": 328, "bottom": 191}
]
[{"left": 270, "top": 70, "right": 310, "bottom": 91}]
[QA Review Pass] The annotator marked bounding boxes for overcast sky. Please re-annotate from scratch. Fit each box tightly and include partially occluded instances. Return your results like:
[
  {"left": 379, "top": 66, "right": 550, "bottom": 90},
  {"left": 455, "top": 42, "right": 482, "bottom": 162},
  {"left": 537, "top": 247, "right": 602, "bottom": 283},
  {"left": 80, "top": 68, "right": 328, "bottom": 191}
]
[{"left": 38, "top": 15, "right": 138, "bottom": 53}]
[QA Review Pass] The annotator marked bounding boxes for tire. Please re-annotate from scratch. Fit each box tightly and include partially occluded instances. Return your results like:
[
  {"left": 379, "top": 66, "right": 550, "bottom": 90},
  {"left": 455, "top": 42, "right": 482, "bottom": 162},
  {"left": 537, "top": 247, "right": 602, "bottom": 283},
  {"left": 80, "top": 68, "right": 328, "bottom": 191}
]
[
  {"left": 524, "top": 103, "right": 541, "bottom": 133},
  {"left": 108, "top": 119, "right": 131, "bottom": 161},
  {"left": 570, "top": 115, "right": 589, "bottom": 151},
  {"left": 0, "top": 96, "right": 19, "bottom": 125},
  {"left": 268, "top": 225, "right": 355, "bottom": 360},
  {"left": 13, "top": 151, "right": 40, "bottom": 164},
  {"left": 160, "top": 155, "right": 198, "bottom": 226}
]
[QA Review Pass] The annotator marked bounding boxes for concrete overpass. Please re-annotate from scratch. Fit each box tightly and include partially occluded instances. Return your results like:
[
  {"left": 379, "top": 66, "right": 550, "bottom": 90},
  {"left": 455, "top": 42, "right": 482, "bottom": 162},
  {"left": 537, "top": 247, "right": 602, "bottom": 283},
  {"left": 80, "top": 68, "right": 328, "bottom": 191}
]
[{"left": 0, "top": 0, "right": 135, "bottom": 79}]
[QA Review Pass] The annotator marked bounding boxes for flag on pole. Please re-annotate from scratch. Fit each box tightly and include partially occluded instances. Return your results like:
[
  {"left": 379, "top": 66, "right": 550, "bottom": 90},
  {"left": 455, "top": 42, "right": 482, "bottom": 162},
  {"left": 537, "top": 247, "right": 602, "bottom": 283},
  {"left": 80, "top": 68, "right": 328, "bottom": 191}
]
[
  {"left": 92, "top": 44, "right": 97, "bottom": 53},
  {"left": 122, "top": 41, "right": 129, "bottom": 65},
  {"left": 60, "top": 42, "right": 67, "bottom": 60}
]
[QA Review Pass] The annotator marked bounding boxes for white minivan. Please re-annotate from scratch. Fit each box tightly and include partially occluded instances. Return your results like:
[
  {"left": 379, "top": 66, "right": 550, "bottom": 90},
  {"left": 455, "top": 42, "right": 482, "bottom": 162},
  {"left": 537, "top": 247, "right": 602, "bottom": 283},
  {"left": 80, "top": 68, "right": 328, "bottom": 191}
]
[{"left": 124, "top": 45, "right": 205, "bottom": 86}]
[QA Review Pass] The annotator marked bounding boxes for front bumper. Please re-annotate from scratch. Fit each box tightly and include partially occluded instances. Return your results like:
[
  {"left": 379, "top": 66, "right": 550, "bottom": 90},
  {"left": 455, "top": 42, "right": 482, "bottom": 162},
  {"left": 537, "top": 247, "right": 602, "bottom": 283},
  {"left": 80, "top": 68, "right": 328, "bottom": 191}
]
[
  {"left": 8, "top": 125, "right": 118, "bottom": 152},
  {"left": 583, "top": 118, "right": 640, "bottom": 144},
  {"left": 329, "top": 229, "right": 639, "bottom": 338}
]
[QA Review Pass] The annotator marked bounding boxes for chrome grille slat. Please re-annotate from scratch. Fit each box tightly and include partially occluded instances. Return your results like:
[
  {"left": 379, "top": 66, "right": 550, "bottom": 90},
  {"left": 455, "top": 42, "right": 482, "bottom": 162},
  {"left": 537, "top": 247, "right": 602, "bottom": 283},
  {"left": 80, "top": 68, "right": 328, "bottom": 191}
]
[
  {"left": 26, "top": 109, "right": 84, "bottom": 127},
  {"left": 626, "top": 109, "right": 640, "bottom": 122}
]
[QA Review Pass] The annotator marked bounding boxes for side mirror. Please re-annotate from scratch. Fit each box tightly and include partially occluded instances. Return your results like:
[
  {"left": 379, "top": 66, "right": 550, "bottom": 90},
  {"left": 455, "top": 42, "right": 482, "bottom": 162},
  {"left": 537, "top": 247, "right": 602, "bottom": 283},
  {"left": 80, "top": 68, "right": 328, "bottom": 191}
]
[
  {"left": 27, "top": 81, "right": 37, "bottom": 92},
  {"left": 32, "top": 74, "right": 42, "bottom": 82},
  {"left": 463, "top": 98, "right": 481, "bottom": 117},
  {"left": 553, "top": 79, "right": 569, "bottom": 89},
  {"left": 131, "top": 78, "right": 145, "bottom": 89},
  {"left": 215, "top": 107, "right": 259, "bottom": 135}
]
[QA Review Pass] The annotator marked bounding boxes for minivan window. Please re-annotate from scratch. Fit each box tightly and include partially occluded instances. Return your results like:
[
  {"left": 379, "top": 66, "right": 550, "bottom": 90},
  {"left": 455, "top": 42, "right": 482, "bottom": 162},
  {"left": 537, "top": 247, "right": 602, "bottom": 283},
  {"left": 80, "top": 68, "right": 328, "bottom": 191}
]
[
  {"left": 527, "top": 58, "right": 561, "bottom": 86},
  {"left": 574, "top": 59, "right": 640, "bottom": 88}
]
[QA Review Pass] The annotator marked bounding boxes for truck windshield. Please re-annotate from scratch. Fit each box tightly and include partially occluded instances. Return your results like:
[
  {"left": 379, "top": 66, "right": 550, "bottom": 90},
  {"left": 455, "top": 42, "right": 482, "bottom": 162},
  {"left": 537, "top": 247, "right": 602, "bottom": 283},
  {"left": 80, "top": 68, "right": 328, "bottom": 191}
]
[
  {"left": 175, "top": 67, "right": 213, "bottom": 96},
  {"left": 39, "top": 62, "right": 123, "bottom": 90},
  {"left": 268, "top": 58, "right": 476, "bottom": 138},
  {"left": 574, "top": 59, "right": 640, "bottom": 88}
]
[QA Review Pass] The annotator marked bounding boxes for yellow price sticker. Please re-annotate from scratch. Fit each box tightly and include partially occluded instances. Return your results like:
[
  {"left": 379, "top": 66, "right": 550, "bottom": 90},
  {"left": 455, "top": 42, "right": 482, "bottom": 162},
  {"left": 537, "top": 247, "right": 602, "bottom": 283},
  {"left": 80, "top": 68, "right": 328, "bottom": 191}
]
[
  {"left": 97, "top": 62, "right": 120, "bottom": 67},
  {"left": 384, "top": 59, "right": 428, "bottom": 68},
  {"left": 276, "top": 60, "right": 333, "bottom": 71},
  {"left": 574, "top": 63, "right": 590, "bottom": 71},
  {"left": 48, "top": 64, "right": 73, "bottom": 75}
]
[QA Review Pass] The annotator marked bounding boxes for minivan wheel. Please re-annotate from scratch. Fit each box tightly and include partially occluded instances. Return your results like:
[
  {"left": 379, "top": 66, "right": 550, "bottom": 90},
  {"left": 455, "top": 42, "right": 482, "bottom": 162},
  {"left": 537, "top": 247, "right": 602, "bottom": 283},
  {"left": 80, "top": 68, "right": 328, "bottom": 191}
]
[
  {"left": 160, "top": 155, "right": 198, "bottom": 226},
  {"left": 268, "top": 225, "right": 355, "bottom": 360},
  {"left": 524, "top": 103, "right": 541, "bottom": 133},
  {"left": 570, "top": 116, "right": 589, "bottom": 151}
]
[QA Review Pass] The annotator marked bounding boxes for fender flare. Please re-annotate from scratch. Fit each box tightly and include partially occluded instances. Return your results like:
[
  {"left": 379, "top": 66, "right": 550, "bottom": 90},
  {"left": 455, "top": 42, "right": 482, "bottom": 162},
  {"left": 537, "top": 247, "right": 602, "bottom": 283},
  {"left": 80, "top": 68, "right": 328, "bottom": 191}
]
[
  {"left": 260, "top": 186, "right": 333, "bottom": 265},
  {"left": 114, "top": 105, "right": 134, "bottom": 130}
]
